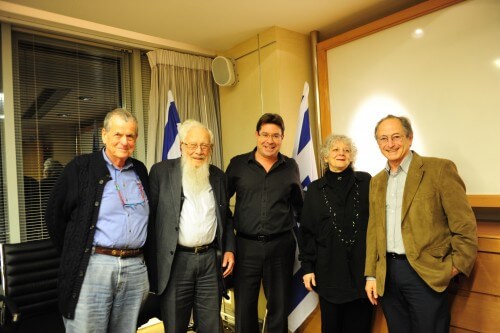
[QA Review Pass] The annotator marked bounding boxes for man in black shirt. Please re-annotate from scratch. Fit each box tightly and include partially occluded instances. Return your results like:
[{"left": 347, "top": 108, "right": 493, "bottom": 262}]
[{"left": 226, "top": 113, "right": 303, "bottom": 333}]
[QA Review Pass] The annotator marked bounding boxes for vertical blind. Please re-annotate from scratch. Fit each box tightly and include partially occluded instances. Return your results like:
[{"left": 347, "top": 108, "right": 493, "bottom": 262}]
[
  {"left": 0, "top": 25, "right": 7, "bottom": 243},
  {"left": 11, "top": 31, "right": 132, "bottom": 241},
  {"left": 141, "top": 52, "right": 151, "bottom": 154}
]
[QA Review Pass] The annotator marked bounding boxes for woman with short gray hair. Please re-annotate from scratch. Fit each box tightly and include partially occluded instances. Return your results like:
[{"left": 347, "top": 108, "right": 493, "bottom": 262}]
[{"left": 299, "top": 134, "right": 373, "bottom": 332}]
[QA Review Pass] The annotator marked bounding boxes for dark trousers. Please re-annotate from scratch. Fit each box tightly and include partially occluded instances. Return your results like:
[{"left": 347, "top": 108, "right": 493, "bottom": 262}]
[
  {"left": 160, "top": 248, "right": 221, "bottom": 333},
  {"left": 381, "top": 257, "right": 450, "bottom": 333},
  {"left": 234, "top": 232, "right": 296, "bottom": 333},
  {"left": 319, "top": 296, "right": 373, "bottom": 333}
]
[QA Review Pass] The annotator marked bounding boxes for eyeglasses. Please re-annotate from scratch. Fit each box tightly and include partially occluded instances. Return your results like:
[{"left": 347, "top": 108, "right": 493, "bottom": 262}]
[
  {"left": 377, "top": 134, "right": 405, "bottom": 145},
  {"left": 182, "top": 142, "right": 212, "bottom": 152},
  {"left": 259, "top": 132, "right": 283, "bottom": 141},
  {"left": 114, "top": 171, "right": 146, "bottom": 209}
]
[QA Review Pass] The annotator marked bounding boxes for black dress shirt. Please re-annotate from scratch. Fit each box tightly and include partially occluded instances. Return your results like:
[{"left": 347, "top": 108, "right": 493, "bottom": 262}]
[{"left": 226, "top": 149, "right": 303, "bottom": 235}]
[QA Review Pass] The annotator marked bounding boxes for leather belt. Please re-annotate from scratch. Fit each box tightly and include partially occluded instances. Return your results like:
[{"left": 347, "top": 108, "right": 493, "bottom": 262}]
[
  {"left": 176, "top": 242, "right": 214, "bottom": 254},
  {"left": 387, "top": 252, "right": 407, "bottom": 260},
  {"left": 237, "top": 230, "right": 290, "bottom": 242},
  {"left": 94, "top": 246, "right": 143, "bottom": 258}
]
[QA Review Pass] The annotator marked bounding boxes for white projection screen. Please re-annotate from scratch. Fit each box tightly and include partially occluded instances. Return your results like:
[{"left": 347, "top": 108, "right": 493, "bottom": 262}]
[{"left": 323, "top": 0, "right": 500, "bottom": 195}]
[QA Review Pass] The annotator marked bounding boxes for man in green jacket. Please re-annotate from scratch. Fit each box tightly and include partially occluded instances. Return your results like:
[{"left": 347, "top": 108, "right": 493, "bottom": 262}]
[{"left": 365, "top": 114, "right": 477, "bottom": 333}]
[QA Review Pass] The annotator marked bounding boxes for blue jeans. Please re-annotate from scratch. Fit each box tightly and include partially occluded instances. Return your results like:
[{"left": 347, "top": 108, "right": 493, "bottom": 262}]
[{"left": 64, "top": 252, "right": 149, "bottom": 333}]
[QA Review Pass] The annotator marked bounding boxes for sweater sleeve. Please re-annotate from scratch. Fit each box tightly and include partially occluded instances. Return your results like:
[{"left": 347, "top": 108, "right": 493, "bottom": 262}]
[
  {"left": 44, "top": 161, "right": 76, "bottom": 253},
  {"left": 298, "top": 185, "right": 318, "bottom": 274}
]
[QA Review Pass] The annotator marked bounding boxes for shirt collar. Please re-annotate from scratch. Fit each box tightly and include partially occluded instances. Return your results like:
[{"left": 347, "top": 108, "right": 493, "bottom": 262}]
[
  {"left": 102, "top": 148, "right": 133, "bottom": 171},
  {"left": 385, "top": 150, "right": 413, "bottom": 175}
]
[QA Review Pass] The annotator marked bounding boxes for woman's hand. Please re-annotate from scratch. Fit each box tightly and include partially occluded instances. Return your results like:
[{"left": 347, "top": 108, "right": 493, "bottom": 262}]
[{"left": 303, "top": 273, "right": 316, "bottom": 292}]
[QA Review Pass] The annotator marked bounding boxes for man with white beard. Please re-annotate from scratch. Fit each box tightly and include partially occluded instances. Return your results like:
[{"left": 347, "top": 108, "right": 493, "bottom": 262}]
[{"left": 149, "top": 119, "right": 235, "bottom": 333}]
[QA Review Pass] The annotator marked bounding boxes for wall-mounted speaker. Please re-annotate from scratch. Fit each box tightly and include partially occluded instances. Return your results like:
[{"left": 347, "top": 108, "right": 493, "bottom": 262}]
[{"left": 211, "top": 56, "right": 237, "bottom": 87}]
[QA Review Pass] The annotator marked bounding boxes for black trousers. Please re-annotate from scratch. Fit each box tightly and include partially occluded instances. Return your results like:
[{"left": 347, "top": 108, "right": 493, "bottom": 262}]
[
  {"left": 381, "top": 257, "right": 450, "bottom": 333},
  {"left": 319, "top": 296, "right": 373, "bottom": 333},
  {"left": 234, "top": 232, "right": 296, "bottom": 333}
]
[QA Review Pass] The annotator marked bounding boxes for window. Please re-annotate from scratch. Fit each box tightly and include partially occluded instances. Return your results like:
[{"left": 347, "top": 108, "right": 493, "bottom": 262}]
[
  {"left": 11, "top": 31, "right": 133, "bottom": 241},
  {"left": 0, "top": 26, "right": 7, "bottom": 244}
]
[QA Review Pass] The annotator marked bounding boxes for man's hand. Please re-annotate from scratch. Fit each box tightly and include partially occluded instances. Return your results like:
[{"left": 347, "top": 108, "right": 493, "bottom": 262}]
[
  {"left": 365, "top": 280, "right": 378, "bottom": 305},
  {"left": 451, "top": 265, "right": 460, "bottom": 278},
  {"left": 303, "top": 273, "right": 316, "bottom": 292},
  {"left": 222, "top": 252, "right": 235, "bottom": 277}
]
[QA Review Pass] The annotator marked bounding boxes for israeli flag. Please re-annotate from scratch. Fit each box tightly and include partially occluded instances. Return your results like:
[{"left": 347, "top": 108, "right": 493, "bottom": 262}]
[
  {"left": 288, "top": 82, "right": 319, "bottom": 332},
  {"left": 162, "top": 90, "right": 181, "bottom": 160}
]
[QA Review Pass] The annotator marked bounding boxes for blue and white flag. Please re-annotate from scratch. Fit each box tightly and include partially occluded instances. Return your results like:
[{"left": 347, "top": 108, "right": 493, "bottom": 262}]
[
  {"left": 162, "top": 90, "right": 181, "bottom": 160},
  {"left": 288, "top": 82, "right": 319, "bottom": 332}
]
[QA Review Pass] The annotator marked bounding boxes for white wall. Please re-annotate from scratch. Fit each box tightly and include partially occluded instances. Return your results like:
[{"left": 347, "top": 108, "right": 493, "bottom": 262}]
[{"left": 327, "top": 0, "right": 500, "bottom": 194}]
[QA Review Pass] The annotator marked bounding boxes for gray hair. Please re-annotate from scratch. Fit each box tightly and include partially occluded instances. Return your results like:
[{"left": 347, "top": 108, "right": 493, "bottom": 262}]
[
  {"left": 374, "top": 114, "right": 413, "bottom": 140},
  {"left": 43, "top": 158, "right": 63, "bottom": 178},
  {"left": 178, "top": 119, "right": 214, "bottom": 144},
  {"left": 103, "top": 108, "right": 138, "bottom": 136},
  {"left": 320, "top": 134, "right": 358, "bottom": 169}
]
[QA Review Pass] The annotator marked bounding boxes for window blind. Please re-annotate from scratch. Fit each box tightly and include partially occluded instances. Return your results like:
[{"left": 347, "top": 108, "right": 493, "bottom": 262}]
[
  {"left": 11, "top": 31, "right": 133, "bottom": 241},
  {"left": 0, "top": 25, "right": 7, "bottom": 244},
  {"left": 141, "top": 52, "right": 151, "bottom": 155}
]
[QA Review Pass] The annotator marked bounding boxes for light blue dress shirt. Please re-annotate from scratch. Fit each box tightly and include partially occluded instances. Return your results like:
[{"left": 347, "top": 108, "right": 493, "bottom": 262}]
[
  {"left": 385, "top": 151, "right": 413, "bottom": 254},
  {"left": 93, "top": 149, "right": 149, "bottom": 249}
]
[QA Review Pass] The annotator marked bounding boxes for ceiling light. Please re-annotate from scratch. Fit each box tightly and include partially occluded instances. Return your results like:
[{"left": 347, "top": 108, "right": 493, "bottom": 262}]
[
  {"left": 412, "top": 28, "right": 424, "bottom": 39},
  {"left": 79, "top": 96, "right": 93, "bottom": 101}
]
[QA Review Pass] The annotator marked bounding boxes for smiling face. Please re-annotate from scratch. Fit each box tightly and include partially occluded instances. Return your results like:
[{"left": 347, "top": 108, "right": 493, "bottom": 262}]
[
  {"left": 181, "top": 127, "right": 212, "bottom": 168},
  {"left": 101, "top": 115, "right": 137, "bottom": 168},
  {"left": 376, "top": 118, "right": 413, "bottom": 170},
  {"left": 255, "top": 123, "right": 283, "bottom": 160},
  {"left": 325, "top": 140, "right": 352, "bottom": 172}
]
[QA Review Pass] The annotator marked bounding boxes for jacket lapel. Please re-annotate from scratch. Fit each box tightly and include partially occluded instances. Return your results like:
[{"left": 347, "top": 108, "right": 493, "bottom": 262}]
[
  {"left": 375, "top": 171, "right": 388, "bottom": 231},
  {"left": 169, "top": 159, "right": 183, "bottom": 225},
  {"left": 209, "top": 166, "right": 223, "bottom": 243},
  {"left": 401, "top": 153, "right": 424, "bottom": 222}
]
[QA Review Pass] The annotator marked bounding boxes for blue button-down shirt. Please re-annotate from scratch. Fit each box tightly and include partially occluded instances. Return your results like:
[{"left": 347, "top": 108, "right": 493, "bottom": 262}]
[{"left": 93, "top": 150, "right": 149, "bottom": 249}]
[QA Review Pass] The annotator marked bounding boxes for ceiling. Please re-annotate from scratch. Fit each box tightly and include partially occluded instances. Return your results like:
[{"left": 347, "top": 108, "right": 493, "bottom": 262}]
[{"left": 2, "top": 0, "right": 425, "bottom": 53}]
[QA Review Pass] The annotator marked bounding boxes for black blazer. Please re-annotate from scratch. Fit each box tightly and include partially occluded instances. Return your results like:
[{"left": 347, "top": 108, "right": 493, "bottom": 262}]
[
  {"left": 299, "top": 169, "right": 371, "bottom": 303},
  {"left": 148, "top": 158, "right": 235, "bottom": 295}
]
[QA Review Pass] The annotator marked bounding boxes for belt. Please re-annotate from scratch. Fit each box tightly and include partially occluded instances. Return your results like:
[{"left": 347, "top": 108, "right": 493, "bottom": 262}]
[
  {"left": 94, "top": 246, "right": 143, "bottom": 258},
  {"left": 387, "top": 252, "right": 407, "bottom": 260},
  {"left": 176, "top": 242, "right": 214, "bottom": 254},
  {"left": 237, "top": 230, "right": 290, "bottom": 242}
]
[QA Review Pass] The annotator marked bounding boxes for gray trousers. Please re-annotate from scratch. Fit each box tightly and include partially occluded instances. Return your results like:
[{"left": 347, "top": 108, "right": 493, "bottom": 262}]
[{"left": 161, "top": 248, "right": 221, "bottom": 333}]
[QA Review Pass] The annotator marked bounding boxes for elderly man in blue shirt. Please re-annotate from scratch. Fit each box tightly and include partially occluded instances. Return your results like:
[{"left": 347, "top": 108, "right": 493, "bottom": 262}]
[{"left": 45, "top": 108, "right": 151, "bottom": 333}]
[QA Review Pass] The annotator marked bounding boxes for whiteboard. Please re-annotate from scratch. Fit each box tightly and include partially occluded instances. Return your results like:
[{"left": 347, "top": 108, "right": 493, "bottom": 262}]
[{"left": 327, "top": 0, "right": 500, "bottom": 194}]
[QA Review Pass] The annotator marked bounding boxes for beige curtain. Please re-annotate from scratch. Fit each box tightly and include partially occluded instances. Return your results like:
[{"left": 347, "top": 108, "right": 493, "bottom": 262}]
[{"left": 146, "top": 49, "right": 222, "bottom": 169}]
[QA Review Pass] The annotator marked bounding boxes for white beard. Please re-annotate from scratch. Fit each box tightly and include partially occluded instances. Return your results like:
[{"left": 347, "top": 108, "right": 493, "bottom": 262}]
[{"left": 181, "top": 155, "right": 211, "bottom": 195}]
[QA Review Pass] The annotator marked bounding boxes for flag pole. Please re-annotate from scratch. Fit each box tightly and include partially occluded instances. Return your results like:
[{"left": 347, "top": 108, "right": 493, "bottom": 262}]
[{"left": 310, "top": 30, "right": 324, "bottom": 177}]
